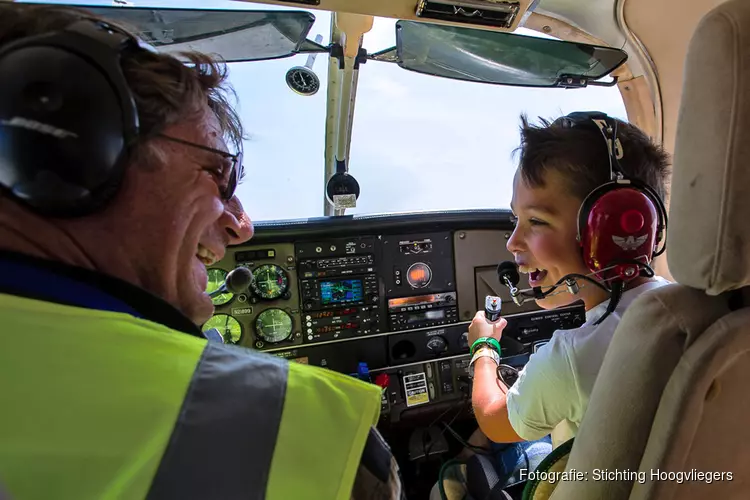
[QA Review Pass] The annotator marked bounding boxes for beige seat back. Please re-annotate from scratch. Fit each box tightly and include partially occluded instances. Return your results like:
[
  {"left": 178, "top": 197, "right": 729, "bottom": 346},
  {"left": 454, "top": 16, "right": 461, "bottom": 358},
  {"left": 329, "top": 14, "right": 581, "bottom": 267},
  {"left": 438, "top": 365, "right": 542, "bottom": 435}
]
[{"left": 548, "top": 1, "right": 750, "bottom": 499}]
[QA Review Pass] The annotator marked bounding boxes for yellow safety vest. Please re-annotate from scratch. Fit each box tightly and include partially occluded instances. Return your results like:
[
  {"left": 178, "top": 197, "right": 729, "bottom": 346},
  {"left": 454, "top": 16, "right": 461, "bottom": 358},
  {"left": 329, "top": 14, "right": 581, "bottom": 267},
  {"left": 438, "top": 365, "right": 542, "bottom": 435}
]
[{"left": 0, "top": 292, "right": 382, "bottom": 500}]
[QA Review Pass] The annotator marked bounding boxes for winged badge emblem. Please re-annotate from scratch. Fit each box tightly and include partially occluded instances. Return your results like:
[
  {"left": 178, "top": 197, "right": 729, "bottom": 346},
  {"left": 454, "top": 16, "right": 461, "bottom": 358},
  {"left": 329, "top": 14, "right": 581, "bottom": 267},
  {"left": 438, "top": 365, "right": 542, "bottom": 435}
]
[{"left": 612, "top": 234, "right": 648, "bottom": 251}]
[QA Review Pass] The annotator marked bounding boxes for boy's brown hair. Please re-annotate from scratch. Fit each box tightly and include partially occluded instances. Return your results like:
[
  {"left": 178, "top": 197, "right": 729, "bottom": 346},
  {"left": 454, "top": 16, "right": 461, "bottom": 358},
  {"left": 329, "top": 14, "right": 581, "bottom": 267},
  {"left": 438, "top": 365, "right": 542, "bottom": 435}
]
[{"left": 515, "top": 114, "right": 671, "bottom": 203}]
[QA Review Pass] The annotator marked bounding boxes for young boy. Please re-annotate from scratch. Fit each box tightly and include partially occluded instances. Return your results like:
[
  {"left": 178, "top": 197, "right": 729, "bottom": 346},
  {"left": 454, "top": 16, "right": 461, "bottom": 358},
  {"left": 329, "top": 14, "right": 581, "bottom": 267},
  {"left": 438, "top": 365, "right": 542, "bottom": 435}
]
[
  {"left": 433, "top": 112, "right": 672, "bottom": 500},
  {"left": 469, "top": 112, "right": 672, "bottom": 453}
]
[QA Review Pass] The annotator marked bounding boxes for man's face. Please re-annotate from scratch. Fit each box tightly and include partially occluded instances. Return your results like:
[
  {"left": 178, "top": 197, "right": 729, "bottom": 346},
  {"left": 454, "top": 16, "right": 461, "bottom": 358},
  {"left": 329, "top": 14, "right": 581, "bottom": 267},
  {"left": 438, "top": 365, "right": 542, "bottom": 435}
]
[
  {"left": 98, "top": 105, "right": 253, "bottom": 324},
  {"left": 507, "top": 169, "right": 606, "bottom": 310}
]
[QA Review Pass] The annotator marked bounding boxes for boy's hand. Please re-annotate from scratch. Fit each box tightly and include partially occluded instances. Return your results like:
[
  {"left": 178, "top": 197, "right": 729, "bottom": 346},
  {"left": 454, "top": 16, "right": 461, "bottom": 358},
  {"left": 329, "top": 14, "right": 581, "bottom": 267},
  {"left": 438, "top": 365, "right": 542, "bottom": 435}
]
[{"left": 468, "top": 310, "right": 508, "bottom": 346}]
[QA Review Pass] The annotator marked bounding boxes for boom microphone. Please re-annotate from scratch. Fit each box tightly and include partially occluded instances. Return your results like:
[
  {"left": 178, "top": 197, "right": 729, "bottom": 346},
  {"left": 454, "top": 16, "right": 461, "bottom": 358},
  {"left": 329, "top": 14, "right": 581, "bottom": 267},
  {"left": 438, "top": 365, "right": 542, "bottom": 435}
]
[
  {"left": 209, "top": 266, "right": 254, "bottom": 298},
  {"left": 495, "top": 259, "right": 616, "bottom": 309},
  {"left": 497, "top": 261, "right": 524, "bottom": 305},
  {"left": 497, "top": 261, "right": 520, "bottom": 287}
]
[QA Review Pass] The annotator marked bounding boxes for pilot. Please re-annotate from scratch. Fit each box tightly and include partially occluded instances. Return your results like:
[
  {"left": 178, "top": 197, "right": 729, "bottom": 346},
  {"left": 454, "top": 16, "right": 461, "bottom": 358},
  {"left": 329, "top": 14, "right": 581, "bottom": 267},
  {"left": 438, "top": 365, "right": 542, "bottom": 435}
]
[
  {"left": 434, "top": 114, "right": 672, "bottom": 498},
  {"left": 0, "top": 4, "right": 401, "bottom": 500}
]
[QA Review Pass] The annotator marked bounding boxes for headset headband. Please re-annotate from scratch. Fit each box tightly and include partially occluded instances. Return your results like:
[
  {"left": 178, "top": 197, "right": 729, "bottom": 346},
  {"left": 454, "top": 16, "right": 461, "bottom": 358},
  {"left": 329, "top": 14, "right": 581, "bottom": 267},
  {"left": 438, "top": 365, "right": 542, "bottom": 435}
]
[{"left": 552, "top": 111, "right": 625, "bottom": 183}]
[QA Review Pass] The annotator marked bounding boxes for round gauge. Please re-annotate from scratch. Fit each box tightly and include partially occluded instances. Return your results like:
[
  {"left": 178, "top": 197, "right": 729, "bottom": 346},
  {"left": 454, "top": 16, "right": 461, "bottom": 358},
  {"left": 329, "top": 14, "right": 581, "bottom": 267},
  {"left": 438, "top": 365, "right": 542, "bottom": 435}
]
[
  {"left": 251, "top": 264, "right": 289, "bottom": 300},
  {"left": 255, "top": 308, "right": 293, "bottom": 343},
  {"left": 285, "top": 66, "right": 320, "bottom": 96},
  {"left": 407, "top": 262, "right": 433, "bottom": 288},
  {"left": 206, "top": 268, "right": 233, "bottom": 306},
  {"left": 202, "top": 313, "right": 242, "bottom": 344}
]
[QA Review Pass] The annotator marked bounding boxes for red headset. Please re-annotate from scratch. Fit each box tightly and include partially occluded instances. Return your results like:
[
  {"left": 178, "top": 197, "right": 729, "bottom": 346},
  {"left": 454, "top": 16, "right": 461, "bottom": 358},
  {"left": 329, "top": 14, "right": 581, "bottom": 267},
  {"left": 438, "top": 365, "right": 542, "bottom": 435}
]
[{"left": 553, "top": 112, "right": 668, "bottom": 284}]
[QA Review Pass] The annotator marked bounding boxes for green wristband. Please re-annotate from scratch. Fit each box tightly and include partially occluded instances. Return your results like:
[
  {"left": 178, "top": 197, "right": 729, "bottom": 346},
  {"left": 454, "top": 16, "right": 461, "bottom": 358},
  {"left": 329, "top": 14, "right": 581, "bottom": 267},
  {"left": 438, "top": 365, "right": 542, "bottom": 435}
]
[{"left": 470, "top": 337, "right": 502, "bottom": 357}]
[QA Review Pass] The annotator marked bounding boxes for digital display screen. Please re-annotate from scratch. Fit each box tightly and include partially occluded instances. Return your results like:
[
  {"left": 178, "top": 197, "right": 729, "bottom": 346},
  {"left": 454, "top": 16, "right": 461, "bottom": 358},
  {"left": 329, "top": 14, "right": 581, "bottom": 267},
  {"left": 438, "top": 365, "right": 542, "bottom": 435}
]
[
  {"left": 320, "top": 279, "right": 363, "bottom": 304},
  {"left": 407, "top": 309, "right": 445, "bottom": 324},
  {"left": 311, "top": 307, "right": 358, "bottom": 319}
]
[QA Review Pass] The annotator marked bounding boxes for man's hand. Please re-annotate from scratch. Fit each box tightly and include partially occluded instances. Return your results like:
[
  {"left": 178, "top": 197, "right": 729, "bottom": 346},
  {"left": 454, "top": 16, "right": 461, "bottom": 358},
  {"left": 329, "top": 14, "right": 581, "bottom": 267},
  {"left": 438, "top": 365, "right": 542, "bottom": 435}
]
[{"left": 468, "top": 310, "right": 508, "bottom": 346}]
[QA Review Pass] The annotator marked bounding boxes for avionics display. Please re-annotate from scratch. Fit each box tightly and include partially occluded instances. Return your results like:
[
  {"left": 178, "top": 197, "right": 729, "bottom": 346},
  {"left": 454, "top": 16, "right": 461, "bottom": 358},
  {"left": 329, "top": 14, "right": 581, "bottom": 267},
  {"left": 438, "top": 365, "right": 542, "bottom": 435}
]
[
  {"left": 388, "top": 292, "right": 459, "bottom": 330},
  {"left": 297, "top": 237, "right": 383, "bottom": 343},
  {"left": 407, "top": 309, "right": 445, "bottom": 324},
  {"left": 320, "top": 279, "right": 364, "bottom": 304}
]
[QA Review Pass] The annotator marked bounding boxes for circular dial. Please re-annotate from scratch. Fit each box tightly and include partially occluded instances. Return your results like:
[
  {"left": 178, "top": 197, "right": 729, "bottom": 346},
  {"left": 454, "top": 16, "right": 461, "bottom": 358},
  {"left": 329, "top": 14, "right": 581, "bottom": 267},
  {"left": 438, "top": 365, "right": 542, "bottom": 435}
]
[
  {"left": 202, "top": 313, "right": 242, "bottom": 344},
  {"left": 407, "top": 262, "right": 433, "bottom": 288},
  {"left": 285, "top": 67, "right": 320, "bottom": 96},
  {"left": 255, "top": 308, "right": 293, "bottom": 343},
  {"left": 206, "top": 268, "right": 233, "bottom": 306},
  {"left": 251, "top": 264, "right": 289, "bottom": 300},
  {"left": 426, "top": 335, "right": 447, "bottom": 353}
]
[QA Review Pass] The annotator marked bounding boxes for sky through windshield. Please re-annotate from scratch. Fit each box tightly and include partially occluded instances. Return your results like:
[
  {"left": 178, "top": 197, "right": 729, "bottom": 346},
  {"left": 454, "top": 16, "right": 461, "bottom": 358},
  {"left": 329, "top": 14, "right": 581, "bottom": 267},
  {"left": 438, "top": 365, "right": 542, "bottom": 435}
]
[{"left": 27, "top": 0, "right": 628, "bottom": 221}]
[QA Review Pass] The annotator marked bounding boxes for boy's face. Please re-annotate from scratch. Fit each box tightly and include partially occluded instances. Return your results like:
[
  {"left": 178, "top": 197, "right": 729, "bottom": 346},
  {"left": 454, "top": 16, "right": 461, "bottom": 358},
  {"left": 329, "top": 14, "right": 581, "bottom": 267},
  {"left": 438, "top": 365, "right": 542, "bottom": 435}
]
[{"left": 507, "top": 168, "right": 607, "bottom": 310}]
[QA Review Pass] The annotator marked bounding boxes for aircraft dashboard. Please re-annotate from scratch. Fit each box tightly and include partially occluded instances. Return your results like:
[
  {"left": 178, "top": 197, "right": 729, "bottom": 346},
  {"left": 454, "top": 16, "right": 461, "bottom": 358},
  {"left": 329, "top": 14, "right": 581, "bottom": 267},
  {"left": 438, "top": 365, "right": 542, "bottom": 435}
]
[{"left": 204, "top": 210, "right": 586, "bottom": 425}]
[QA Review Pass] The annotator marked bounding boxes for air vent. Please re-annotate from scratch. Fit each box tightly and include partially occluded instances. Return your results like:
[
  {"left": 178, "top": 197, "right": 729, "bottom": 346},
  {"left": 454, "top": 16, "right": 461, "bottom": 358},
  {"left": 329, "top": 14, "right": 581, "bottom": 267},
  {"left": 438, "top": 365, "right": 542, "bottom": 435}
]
[{"left": 416, "top": 0, "right": 521, "bottom": 29}]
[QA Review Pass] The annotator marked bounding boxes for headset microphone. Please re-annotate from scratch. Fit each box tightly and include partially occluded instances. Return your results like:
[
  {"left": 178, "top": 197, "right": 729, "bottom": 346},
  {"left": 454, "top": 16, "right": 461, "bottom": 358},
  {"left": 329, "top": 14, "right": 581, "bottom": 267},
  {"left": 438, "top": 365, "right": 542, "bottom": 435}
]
[
  {"left": 495, "top": 260, "right": 606, "bottom": 307},
  {"left": 496, "top": 260, "right": 524, "bottom": 305},
  {"left": 497, "top": 261, "right": 519, "bottom": 288},
  {"left": 209, "top": 266, "right": 253, "bottom": 298}
]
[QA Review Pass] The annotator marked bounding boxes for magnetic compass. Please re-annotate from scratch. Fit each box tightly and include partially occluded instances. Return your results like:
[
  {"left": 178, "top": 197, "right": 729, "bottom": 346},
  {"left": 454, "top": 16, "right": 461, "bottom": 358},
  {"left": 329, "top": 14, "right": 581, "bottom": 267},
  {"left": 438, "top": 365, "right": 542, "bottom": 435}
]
[{"left": 286, "top": 66, "right": 320, "bottom": 96}]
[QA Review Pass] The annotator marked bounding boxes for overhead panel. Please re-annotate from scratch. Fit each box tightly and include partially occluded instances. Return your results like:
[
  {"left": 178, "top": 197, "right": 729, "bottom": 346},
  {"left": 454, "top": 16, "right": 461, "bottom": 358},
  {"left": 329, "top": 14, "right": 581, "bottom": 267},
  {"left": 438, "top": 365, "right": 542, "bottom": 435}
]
[{"left": 236, "top": 0, "right": 539, "bottom": 32}]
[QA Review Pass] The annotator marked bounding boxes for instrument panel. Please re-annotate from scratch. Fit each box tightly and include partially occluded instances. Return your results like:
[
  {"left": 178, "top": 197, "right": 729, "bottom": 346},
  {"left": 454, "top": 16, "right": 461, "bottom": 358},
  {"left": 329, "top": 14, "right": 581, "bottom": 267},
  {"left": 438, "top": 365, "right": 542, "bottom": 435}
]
[
  {"left": 203, "top": 244, "right": 302, "bottom": 349},
  {"left": 202, "top": 211, "right": 586, "bottom": 423}
]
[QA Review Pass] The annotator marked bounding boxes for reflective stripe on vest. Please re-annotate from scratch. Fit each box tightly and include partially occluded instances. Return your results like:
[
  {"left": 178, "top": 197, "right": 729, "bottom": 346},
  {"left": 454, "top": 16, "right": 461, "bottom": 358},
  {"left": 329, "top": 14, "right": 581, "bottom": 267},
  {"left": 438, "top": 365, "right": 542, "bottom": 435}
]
[{"left": 0, "top": 293, "right": 381, "bottom": 500}]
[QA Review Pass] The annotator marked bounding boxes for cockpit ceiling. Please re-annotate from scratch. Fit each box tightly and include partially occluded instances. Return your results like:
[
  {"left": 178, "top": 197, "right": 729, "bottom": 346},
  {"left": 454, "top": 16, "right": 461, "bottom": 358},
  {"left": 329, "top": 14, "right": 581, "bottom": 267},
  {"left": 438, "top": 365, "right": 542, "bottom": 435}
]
[
  {"left": 240, "top": 0, "right": 736, "bottom": 154},
  {"left": 233, "top": 0, "right": 538, "bottom": 33}
]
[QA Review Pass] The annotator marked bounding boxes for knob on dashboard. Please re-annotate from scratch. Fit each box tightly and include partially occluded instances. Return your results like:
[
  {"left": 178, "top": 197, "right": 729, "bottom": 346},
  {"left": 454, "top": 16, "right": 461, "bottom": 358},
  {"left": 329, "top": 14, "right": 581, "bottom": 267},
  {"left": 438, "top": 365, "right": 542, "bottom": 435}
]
[
  {"left": 459, "top": 332, "right": 469, "bottom": 350},
  {"left": 426, "top": 335, "right": 447, "bottom": 353}
]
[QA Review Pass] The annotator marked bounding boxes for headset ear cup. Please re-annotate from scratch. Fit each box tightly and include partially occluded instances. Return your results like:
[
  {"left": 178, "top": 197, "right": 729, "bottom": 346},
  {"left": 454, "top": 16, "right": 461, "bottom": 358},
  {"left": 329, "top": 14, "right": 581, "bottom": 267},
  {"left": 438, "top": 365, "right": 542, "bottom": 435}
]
[
  {"left": 577, "top": 194, "right": 590, "bottom": 246},
  {"left": 577, "top": 182, "right": 617, "bottom": 255},
  {"left": 0, "top": 46, "right": 128, "bottom": 215},
  {"left": 623, "top": 178, "right": 668, "bottom": 256},
  {"left": 0, "top": 21, "right": 139, "bottom": 217}
]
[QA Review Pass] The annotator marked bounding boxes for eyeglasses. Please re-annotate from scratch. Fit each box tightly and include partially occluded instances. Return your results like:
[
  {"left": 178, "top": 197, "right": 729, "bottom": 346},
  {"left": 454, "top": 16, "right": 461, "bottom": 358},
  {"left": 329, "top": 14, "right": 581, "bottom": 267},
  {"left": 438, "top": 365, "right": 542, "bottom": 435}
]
[{"left": 157, "top": 133, "right": 243, "bottom": 201}]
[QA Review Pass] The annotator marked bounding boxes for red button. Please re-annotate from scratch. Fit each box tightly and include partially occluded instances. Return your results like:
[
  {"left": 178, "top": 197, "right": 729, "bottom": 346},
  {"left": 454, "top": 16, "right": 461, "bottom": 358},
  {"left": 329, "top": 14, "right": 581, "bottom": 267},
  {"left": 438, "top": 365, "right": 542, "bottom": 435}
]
[
  {"left": 374, "top": 373, "right": 390, "bottom": 389},
  {"left": 620, "top": 210, "right": 645, "bottom": 233}
]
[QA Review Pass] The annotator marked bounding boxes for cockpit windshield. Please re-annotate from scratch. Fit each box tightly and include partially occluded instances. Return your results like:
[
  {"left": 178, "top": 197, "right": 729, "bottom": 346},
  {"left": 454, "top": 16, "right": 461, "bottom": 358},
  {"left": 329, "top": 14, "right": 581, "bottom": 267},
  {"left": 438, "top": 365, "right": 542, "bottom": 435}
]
[{"left": 28, "top": 0, "right": 627, "bottom": 221}]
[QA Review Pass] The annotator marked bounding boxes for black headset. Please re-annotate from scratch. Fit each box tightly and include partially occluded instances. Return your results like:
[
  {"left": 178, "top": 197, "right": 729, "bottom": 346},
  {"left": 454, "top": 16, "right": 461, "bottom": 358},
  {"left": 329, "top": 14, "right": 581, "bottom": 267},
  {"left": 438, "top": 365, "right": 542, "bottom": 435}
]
[
  {"left": 0, "top": 17, "right": 142, "bottom": 217},
  {"left": 553, "top": 111, "right": 668, "bottom": 259}
]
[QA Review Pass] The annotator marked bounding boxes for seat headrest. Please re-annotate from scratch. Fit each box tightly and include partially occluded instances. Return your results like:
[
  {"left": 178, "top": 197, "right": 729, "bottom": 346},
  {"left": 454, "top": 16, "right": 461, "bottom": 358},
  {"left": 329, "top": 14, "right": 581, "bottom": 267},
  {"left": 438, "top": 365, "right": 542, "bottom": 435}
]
[{"left": 668, "top": 0, "right": 750, "bottom": 294}]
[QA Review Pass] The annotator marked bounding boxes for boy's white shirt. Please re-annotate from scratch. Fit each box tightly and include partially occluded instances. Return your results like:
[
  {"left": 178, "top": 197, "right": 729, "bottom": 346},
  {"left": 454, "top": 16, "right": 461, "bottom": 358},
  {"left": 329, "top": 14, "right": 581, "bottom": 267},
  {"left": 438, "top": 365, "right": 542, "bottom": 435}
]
[{"left": 505, "top": 276, "right": 672, "bottom": 448}]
